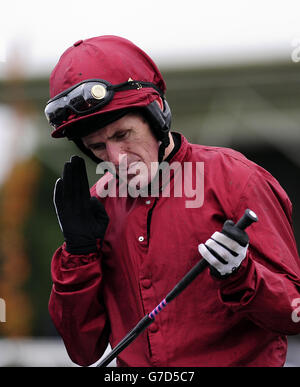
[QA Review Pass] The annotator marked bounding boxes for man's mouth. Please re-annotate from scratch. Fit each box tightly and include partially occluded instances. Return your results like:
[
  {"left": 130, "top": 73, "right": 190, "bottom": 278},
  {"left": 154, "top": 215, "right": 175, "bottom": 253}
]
[
  {"left": 116, "top": 161, "right": 142, "bottom": 178},
  {"left": 127, "top": 161, "right": 142, "bottom": 175}
]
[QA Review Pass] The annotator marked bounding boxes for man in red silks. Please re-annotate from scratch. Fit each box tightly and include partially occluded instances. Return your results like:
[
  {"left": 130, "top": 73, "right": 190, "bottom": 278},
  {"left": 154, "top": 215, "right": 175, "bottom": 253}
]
[{"left": 45, "top": 35, "right": 300, "bottom": 367}]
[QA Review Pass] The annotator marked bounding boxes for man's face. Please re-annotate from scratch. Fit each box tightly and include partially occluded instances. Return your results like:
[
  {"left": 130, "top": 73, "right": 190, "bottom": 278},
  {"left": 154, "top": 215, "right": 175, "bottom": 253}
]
[{"left": 82, "top": 112, "right": 159, "bottom": 188}]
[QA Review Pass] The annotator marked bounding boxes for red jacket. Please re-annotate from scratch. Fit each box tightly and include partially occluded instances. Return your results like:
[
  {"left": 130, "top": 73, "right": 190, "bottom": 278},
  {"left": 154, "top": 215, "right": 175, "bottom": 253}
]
[{"left": 49, "top": 134, "right": 300, "bottom": 367}]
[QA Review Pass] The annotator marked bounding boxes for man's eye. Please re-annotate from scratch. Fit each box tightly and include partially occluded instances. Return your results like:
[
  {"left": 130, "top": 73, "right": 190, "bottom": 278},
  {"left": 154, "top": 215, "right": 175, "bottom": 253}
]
[
  {"left": 116, "top": 131, "right": 129, "bottom": 140},
  {"left": 91, "top": 144, "right": 105, "bottom": 151}
]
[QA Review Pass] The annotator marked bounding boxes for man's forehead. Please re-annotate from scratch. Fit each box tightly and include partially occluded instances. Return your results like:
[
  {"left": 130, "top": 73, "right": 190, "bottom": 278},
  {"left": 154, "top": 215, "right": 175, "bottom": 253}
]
[
  {"left": 82, "top": 112, "right": 144, "bottom": 144},
  {"left": 82, "top": 125, "right": 113, "bottom": 144},
  {"left": 82, "top": 117, "right": 127, "bottom": 144}
]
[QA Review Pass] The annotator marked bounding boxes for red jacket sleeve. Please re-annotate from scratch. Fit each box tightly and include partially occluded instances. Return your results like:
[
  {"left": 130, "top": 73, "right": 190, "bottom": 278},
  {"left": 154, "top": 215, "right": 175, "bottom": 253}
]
[
  {"left": 218, "top": 168, "right": 300, "bottom": 335},
  {"left": 48, "top": 243, "right": 109, "bottom": 366}
]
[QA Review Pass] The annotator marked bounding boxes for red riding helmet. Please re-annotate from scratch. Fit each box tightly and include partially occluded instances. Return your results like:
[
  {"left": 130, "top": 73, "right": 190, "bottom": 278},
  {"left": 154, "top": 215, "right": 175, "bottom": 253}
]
[{"left": 45, "top": 35, "right": 171, "bottom": 162}]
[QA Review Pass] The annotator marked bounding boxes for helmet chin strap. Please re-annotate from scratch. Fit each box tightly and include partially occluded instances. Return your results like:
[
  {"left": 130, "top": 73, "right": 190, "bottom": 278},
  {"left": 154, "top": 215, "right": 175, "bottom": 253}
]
[{"left": 158, "top": 135, "right": 170, "bottom": 163}]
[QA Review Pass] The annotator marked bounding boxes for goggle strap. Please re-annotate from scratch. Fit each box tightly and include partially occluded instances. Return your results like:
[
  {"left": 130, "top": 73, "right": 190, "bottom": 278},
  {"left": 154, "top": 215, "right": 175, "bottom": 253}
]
[{"left": 110, "top": 81, "right": 163, "bottom": 96}]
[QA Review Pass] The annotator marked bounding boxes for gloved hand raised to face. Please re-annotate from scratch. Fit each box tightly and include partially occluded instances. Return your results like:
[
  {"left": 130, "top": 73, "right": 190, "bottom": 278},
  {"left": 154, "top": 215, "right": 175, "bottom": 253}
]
[
  {"left": 198, "top": 219, "right": 249, "bottom": 278},
  {"left": 54, "top": 155, "right": 109, "bottom": 255}
]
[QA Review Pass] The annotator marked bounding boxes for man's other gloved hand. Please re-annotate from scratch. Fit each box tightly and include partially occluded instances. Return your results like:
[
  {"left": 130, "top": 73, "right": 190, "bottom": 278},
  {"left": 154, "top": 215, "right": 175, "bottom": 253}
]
[
  {"left": 54, "top": 155, "right": 109, "bottom": 255},
  {"left": 198, "top": 220, "right": 249, "bottom": 278}
]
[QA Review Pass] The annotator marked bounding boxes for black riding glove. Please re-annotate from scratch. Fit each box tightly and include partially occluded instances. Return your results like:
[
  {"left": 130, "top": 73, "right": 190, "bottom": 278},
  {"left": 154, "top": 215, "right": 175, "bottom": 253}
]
[{"left": 54, "top": 155, "right": 109, "bottom": 255}]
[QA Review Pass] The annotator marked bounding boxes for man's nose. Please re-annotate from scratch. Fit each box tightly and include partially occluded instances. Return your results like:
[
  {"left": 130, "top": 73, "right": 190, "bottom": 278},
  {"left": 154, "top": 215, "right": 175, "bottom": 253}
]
[{"left": 106, "top": 142, "right": 126, "bottom": 166}]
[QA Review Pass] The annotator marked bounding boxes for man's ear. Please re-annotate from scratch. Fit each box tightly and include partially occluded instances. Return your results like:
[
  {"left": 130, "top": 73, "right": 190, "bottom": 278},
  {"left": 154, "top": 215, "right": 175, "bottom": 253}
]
[{"left": 155, "top": 97, "right": 164, "bottom": 111}]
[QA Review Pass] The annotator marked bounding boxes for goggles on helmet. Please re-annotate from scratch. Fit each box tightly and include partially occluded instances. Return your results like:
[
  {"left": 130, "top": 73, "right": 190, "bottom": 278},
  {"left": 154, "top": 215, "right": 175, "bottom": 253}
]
[{"left": 45, "top": 78, "right": 163, "bottom": 129}]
